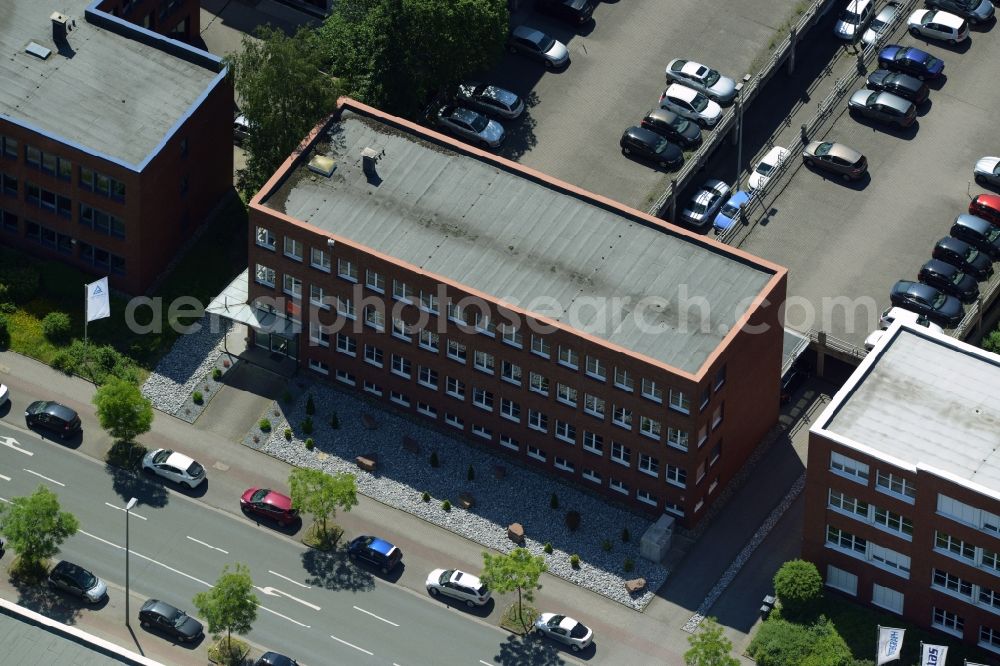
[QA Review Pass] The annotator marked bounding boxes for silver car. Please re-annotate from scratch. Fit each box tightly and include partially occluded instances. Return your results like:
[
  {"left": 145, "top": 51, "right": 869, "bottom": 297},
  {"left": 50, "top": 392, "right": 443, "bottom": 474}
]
[
  {"left": 426, "top": 568, "right": 491, "bottom": 607},
  {"left": 658, "top": 84, "right": 722, "bottom": 128},
  {"left": 48, "top": 560, "right": 108, "bottom": 604},
  {"left": 455, "top": 82, "right": 524, "bottom": 120},
  {"left": 434, "top": 105, "right": 505, "bottom": 149},
  {"left": 681, "top": 178, "right": 731, "bottom": 228},
  {"left": 535, "top": 613, "right": 594, "bottom": 652},
  {"left": 975, "top": 157, "right": 1000, "bottom": 187},
  {"left": 664, "top": 59, "right": 736, "bottom": 104},
  {"left": 862, "top": 2, "right": 901, "bottom": 46},
  {"left": 507, "top": 25, "right": 569, "bottom": 69},
  {"left": 834, "top": 0, "right": 874, "bottom": 40},
  {"left": 142, "top": 448, "right": 207, "bottom": 488}
]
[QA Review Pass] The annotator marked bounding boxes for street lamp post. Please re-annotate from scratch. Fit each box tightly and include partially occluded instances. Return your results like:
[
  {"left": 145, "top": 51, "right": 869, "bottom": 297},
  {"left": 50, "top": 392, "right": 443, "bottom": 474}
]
[{"left": 125, "top": 497, "right": 137, "bottom": 627}]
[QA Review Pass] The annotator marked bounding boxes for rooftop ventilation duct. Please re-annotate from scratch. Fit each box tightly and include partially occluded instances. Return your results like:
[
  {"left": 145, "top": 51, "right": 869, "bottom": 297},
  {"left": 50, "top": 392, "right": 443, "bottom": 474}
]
[
  {"left": 51, "top": 12, "right": 70, "bottom": 44},
  {"left": 362, "top": 147, "right": 383, "bottom": 178}
]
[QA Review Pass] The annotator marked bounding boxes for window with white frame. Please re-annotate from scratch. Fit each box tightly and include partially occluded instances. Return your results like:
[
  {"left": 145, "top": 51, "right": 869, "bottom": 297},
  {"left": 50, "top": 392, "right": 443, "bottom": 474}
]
[
  {"left": 335, "top": 333, "right": 356, "bottom": 356},
  {"left": 472, "top": 387, "right": 494, "bottom": 411},
  {"left": 446, "top": 377, "right": 465, "bottom": 399},
  {"left": 501, "top": 325, "right": 523, "bottom": 348},
  {"left": 979, "top": 585, "right": 1000, "bottom": 611},
  {"left": 934, "top": 531, "right": 976, "bottom": 562},
  {"left": 641, "top": 378, "right": 663, "bottom": 402},
  {"left": 501, "top": 360, "right": 521, "bottom": 385},
  {"left": 499, "top": 434, "right": 519, "bottom": 451},
  {"left": 473, "top": 312, "right": 495, "bottom": 336},
  {"left": 830, "top": 451, "right": 869, "bottom": 484},
  {"left": 256, "top": 227, "right": 275, "bottom": 249},
  {"left": 556, "top": 383, "right": 578, "bottom": 407},
  {"left": 612, "top": 405, "right": 632, "bottom": 430},
  {"left": 419, "top": 329, "right": 439, "bottom": 352},
  {"left": 874, "top": 507, "right": 912, "bottom": 538},
  {"left": 610, "top": 478, "right": 628, "bottom": 495},
  {"left": 445, "top": 413, "right": 464, "bottom": 429},
  {"left": 698, "top": 424, "right": 708, "bottom": 448},
  {"left": 472, "top": 424, "right": 492, "bottom": 440},
  {"left": 284, "top": 236, "right": 303, "bottom": 261},
  {"left": 696, "top": 461, "right": 706, "bottom": 484},
  {"left": 310, "top": 284, "right": 328, "bottom": 309},
  {"left": 283, "top": 274, "right": 302, "bottom": 298},
  {"left": 585, "top": 356, "right": 606, "bottom": 380},
  {"left": 335, "top": 370, "right": 356, "bottom": 386},
  {"left": 364, "top": 345, "right": 383, "bottom": 367},
  {"left": 555, "top": 420, "right": 575, "bottom": 444},
  {"left": 554, "top": 456, "right": 574, "bottom": 472},
  {"left": 714, "top": 365, "right": 726, "bottom": 391},
  {"left": 417, "top": 402, "right": 437, "bottom": 418},
  {"left": 870, "top": 542, "right": 910, "bottom": 576},
  {"left": 933, "top": 569, "right": 973, "bottom": 599},
  {"left": 664, "top": 502, "right": 685, "bottom": 518},
  {"left": 637, "top": 490, "right": 658, "bottom": 507},
  {"left": 611, "top": 442, "right": 631, "bottom": 467},
  {"left": 825, "top": 565, "right": 858, "bottom": 596},
  {"left": 308, "top": 358, "right": 329, "bottom": 375},
  {"left": 667, "top": 427, "right": 689, "bottom": 452},
  {"left": 666, "top": 464, "right": 686, "bottom": 487},
  {"left": 829, "top": 489, "right": 869, "bottom": 519},
  {"left": 363, "top": 381, "right": 382, "bottom": 396},
  {"left": 583, "top": 431, "right": 603, "bottom": 454},
  {"left": 932, "top": 608, "right": 964, "bottom": 637},
  {"left": 389, "top": 390, "right": 410, "bottom": 407},
  {"left": 712, "top": 403, "right": 724, "bottom": 429},
  {"left": 336, "top": 295, "right": 355, "bottom": 318},
  {"left": 391, "top": 317, "right": 411, "bottom": 341},
  {"left": 582, "top": 393, "right": 605, "bottom": 418},
  {"left": 527, "top": 445, "right": 546, "bottom": 462},
  {"left": 528, "top": 410, "right": 548, "bottom": 432},
  {"left": 529, "top": 372, "right": 549, "bottom": 395},
  {"left": 639, "top": 453, "right": 659, "bottom": 477},
  {"left": 531, "top": 335, "right": 551, "bottom": 358},
  {"left": 614, "top": 367, "right": 634, "bottom": 392},
  {"left": 391, "top": 354, "right": 411, "bottom": 378},
  {"left": 982, "top": 548, "right": 1000, "bottom": 573},
  {"left": 255, "top": 264, "right": 276, "bottom": 287},
  {"left": 419, "top": 290, "right": 438, "bottom": 313},
  {"left": 872, "top": 583, "right": 904, "bottom": 614},
  {"left": 668, "top": 388, "right": 690, "bottom": 414},
  {"left": 473, "top": 350, "right": 495, "bottom": 374},
  {"left": 500, "top": 398, "right": 520, "bottom": 422},
  {"left": 364, "top": 305, "right": 384, "bottom": 330},
  {"left": 639, "top": 416, "right": 661, "bottom": 440},
  {"left": 365, "top": 268, "right": 384, "bottom": 293},
  {"left": 826, "top": 525, "right": 867, "bottom": 555},
  {"left": 337, "top": 258, "right": 357, "bottom": 281},
  {"left": 392, "top": 279, "right": 413, "bottom": 302},
  {"left": 876, "top": 471, "right": 916, "bottom": 501},
  {"left": 582, "top": 468, "right": 601, "bottom": 484},
  {"left": 558, "top": 346, "right": 579, "bottom": 369},
  {"left": 447, "top": 302, "right": 464, "bottom": 323},
  {"left": 309, "top": 321, "right": 329, "bottom": 347},
  {"left": 310, "top": 247, "right": 330, "bottom": 271},
  {"left": 980, "top": 625, "right": 1000, "bottom": 652},
  {"left": 447, "top": 340, "right": 467, "bottom": 363},
  {"left": 418, "top": 366, "right": 438, "bottom": 389}
]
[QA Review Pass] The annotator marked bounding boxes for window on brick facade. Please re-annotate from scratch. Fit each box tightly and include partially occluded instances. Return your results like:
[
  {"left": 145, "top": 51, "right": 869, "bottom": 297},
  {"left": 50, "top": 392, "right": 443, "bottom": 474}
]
[
  {"left": 529, "top": 372, "right": 549, "bottom": 395},
  {"left": 556, "top": 383, "right": 577, "bottom": 407},
  {"left": 256, "top": 227, "right": 275, "bottom": 249},
  {"left": 501, "top": 325, "right": 523, "bottom": 348},
  {"left": 337, "top": 258, "right": 357, "bottom": 281},
  {"left": 364, "top": 345, "right": 383, "bottom": 367},
  {"left": 391, "top": 354, "right": 411, "bottom": 378},
  {"left": 668, "top": 388, "right": 690, "bottom": 414},
  {"left": 284, "top": 237, "right": 303, "bottom": 261},
  {"left": 418, "top": 366, "right": 438, "bottom": 389},
  {"left": 585, "top": 356, "right": 606, "bottom": 380},
  {"left": 611, "top": 442, "right": 631, "bottom": 467},
  {"left": 446, "top": 377, "right": 465, "bottom": 399},
  {"left": 528, "top": 410, "right": 548, "bottom": 432},
  {"left": 447, "top": 340, "right": 467, "bottom": 363},
  {"left": 558, "top": 345, "right": 579, "bottom": 369},
  {"left": 365, "top": 268, "right": 385, "bottom": 292},
  {"left": 554, "top": 420, "right": 575, "bottom": 444},
  {"left": 639, "top": 453, "right": 659, "bottom": 477},
  {"left": 639, "top": 416, "right": 661, "bottom": 440},
  {"left": 641, "top": 378, "right": 663, "bottom": 402},
  {"left": 667, "top": 428, "right": 688, "bottom": 451},
  {"left": 612, "top": 405, "right": 632, "bottom": 430},
  {"left": 614, "top": 367, "right": 634, "bottom": 392},
  {"left": 473, "top": 350, "right": 495, "bottom": 374},
  {"left": 583, "top": 394, "right": 605, "bottom": 418},
  {"left": 531, "top": 335, "right": 551, "bottom": 358},
  {"left": 335, "top": 333, "right": 356, "bottom": 356},
  {"left": 472, "top": 387, "right": 494, "bottom": 411},
  {"left": 582, "top": 431, "right": 603, "bottom": 454},
  {"left": 501, "top": 360, "right": 521, "bottom": 385},
  {"left": 419, "top": 329, "right": 439, "bottom": 352},
  {"left": 665, "top": 464, "right": 686, "bottom": 488},
  {"left": 310, "top": 247, "right": 330, "bottom": 271},
  {"left": 500, "top": 398, "right": 520, "bottom": 422}
]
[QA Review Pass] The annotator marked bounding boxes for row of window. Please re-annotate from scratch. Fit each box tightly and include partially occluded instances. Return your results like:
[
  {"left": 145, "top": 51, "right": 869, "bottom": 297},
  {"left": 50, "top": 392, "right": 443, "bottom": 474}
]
[
  {"left": 829, "top": 451, "right": 917, "bottom": 502},
  {"left": 825, "top": 524, "right": 911, "bottom": 578},
  {"left": 3, "top": 171, "right": 127, "bottom": 238},
  {"left": 0, "top": 134, "right": 127, "bottom": 201},
  {"left": 934, "top": 530, "right": 1000, "bottom": 575},
  {"left": 828, "top": 488, "right": 913, "bottom": 539}
]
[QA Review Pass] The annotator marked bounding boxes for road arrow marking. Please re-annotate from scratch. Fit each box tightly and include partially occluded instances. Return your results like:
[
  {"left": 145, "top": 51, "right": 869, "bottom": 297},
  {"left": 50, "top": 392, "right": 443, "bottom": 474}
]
[
  {"left": 23, "top": 468, "right": 63, "bottom": 486},
  {"left": 269, "top": 570, "right": 310, "bottom": 589},
  {"left": 186, "top": 535, "right": 228, "bottom": 554},
  {"left": 353, "top": 605, "right": 399, "bottom": 627},
  {"left": 105, "top": 502, "right": 147, "bottom": 520},
  {"left": 255, "top": 586, "right": 321, "bottom": 611},
  {"left": 330, "top": 634, "right": 373, "bottom": 655},
  {"left": 0, "top": 436, "right": 32, "bottom": 456}
]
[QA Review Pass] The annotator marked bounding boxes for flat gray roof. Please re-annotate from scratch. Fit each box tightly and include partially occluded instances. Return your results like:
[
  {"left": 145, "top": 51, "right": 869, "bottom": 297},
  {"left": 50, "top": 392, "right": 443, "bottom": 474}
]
[
  {"left": 0, "top": 0, "right": 221, "bottom": 167},
  {"left": 817, "top": 324, "right": 1000, "bottom": 490},
  {"left": 262, "top": 109, "right": 776, "bottom": 373}
]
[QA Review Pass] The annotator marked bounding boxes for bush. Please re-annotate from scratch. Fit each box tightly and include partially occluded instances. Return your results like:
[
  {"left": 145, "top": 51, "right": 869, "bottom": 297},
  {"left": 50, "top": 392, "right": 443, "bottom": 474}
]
[
  {"left": 284, "top": 427, "right": 292, "bottom": 441},
  {"left": 50, "top": 351, "right": 78, "bottom": 375},
  {"left": 306, "top": 395, "right": 315, "bottom": 415},
  {"left": 621, "top": 527, "right": 630, "bottom": 543},
  {"left": 302, "top": 417, "right": 313, "bottom": 435},
  {"left": 422, "top": 491, "right": 431, "bottom": 503},
  {"left": 42, "top": 312, "right": 72, "bottom": 344},
  {"left": 748, "top": 616, "right": 851, "bottom": 666},
  {"left": 623, "top": 558, "right": 634, "bottom": 573},
  {"left": 467, "top": 465, "right": 475, "bottom": 481},
  {"left": 212, "top": 367, "right": 222, "bottom": 381},
  {"left": 192, "top": 391, "right": 204, "bottom": 404},
  {"left": 330, "top": 411, "right": 340, "bottom": 429},
  {"left": 259, "top": 418, "right": 272, "bottom": 432},
  {"left": 543, "top": 542, "right": 553, "bottom": 554},
  {"left": 441, "top": 499, "right": 451, "bottom": 512},
  {"left": 550, "top": 493, "right": 559, "bottom": 510},
  {"left": 773, "top": 560, "right": 823, "bottom": 619},
  {"left": 984, "top": 329, "right": 1000, "bottom": 354},
  {"left": 565, "top": 510, "right": 581, "bottom": 532},
  {"left": 569, "top": 554, "right": 580, "bottom": 569},
  {"left": 601, "top": 539, "right": 612, "bottom": 552},
  {"left": 430, "top": 451, "right": 440, "bottom": 468},
  {"left": 305, "top": 438, "right": 314, "bottom": 450}
]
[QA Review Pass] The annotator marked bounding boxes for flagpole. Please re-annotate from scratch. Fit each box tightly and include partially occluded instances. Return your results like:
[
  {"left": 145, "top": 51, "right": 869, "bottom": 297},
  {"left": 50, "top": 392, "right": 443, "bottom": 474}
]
[
  {"left": 83, "top": 282, "right": 88, "bottom": 369},
  {"left": 875, "top": 625, "right": 880, "bottom": 664}
]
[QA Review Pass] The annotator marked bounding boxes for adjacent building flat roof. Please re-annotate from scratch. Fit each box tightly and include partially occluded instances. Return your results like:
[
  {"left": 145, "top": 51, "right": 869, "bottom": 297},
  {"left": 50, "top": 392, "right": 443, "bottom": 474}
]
[
  {"left": 816, "top": 323, "right": 1000, "bottom": 491},
  {"left": 261, "top": 106, "right": 779, "bottom": 373},
  {"left": 0, "top": 0, "right": 221, "bottom": 167}
]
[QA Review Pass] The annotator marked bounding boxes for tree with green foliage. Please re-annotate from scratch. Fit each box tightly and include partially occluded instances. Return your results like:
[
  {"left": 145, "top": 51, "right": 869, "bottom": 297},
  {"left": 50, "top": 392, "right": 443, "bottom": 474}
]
[
  {"left": 983, "top": 329, "right": 1000, "bottom": 354},
  {"left": 193, "top": 563, "right": 258, "bottom": 664},
  {"left": 0, "top": 485, "right": 79, "bottom": 577},
  {"left": 313, "top": 0, "right": 508, "bottom": 118},
  {"left": 225, "top": 26, "right": 340, "bottom": 197},
  {"left": 288, "top": 468, "right": 358, "bottom": 544},
  {"left": 93, "top": 377, "right": 154, "bottom": 443},
  {"left": 480, "top": 547, "right": 547, "bottom": 631},
  {"left": 748, "top": 615, "right": 852, "bottom": 666},
  {"left": 773, "top": 559, "right": 823, "bottom": 618},
  {"left": 42, "top": 312, "right": 72, "bottom": 344},
  {"left": 684, "top": 617, "right": 739, "bottom": 666}
]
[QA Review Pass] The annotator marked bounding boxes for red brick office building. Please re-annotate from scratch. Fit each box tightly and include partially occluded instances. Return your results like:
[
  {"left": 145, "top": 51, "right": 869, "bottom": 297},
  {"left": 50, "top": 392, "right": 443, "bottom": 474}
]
[
  {"left": 0, "top": 0, "right": 231, "bottom": 294},
  {"left": 96, "top": 0, "right": 200, "bottom": 42},
  {"left": 803, "top": 322, "right": 1000, "bottom": 655},
  {"left": 237, "top": 99, "right": 786, "bottom": 526}
]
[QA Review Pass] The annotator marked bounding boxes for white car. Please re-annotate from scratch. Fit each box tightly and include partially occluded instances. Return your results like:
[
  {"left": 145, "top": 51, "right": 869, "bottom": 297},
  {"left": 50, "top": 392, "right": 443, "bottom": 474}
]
[
  {"left": 907, "top": 9, "right": 968, "bottom": 44},
  {"left": 834, "top": 0, "right": 874, "bottom": 41},
  {"left": 878, "top": 306, "right": 945, "bottom": 332},
  {"left": 664, "top": 59, "right": 736, "bottom": 104},
  {"left": 142, "top": 449, "right": 206, "bottom": 488},
  {"left": 425, "top": 568, "right": 490, "bottom": 607},
  {"left": 680, "top": 178, "right": 731, "bottom": 228},
  {"left": 535, "top": 612, "right": 594, "bottom": 652},
  {"left": 974, "top": 157, "right": 1000, "bottom": 188},
  {"left": 658, "top": 84, "right": 721, "bottom": 128},
  {"left": 0, "top": 383, "right": 8, "bottom": 405},
  {"left": 862, "top": 2, "right": 901, "bottom": 46},
  {"left": 748, "top": 146, "right": 791, "bottom": 191}
]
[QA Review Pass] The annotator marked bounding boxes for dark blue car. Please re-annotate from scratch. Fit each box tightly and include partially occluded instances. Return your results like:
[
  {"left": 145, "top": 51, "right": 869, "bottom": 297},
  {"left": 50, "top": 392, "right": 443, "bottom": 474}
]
[
  {"left": 878, "top": 45, "right": 944, "bottom": 80},
  {"left": 348, "top": 535, "right": 403, "bottom": 573}
]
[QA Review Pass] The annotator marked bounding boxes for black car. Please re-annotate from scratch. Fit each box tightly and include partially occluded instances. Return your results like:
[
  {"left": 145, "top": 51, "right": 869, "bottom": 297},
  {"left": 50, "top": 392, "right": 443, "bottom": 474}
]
[
  {"left": 950, "top": 214, "right": 1000, "bottom": 260},
  {"left": 640, "top": 108, "right": 702, "bottom": 149},
  {"left": 926, "top": 0, "right": 994, "bottom": 24},
  {"left": 933, "top": 236, "right": 993, "bottom": 281},
  {"left": 139, "top": 599, "right": 204, "bottom": 642},
  {"left": 255, "top": 652, "right": 299, "bottom": 666},
  {"left": 348, "top": 535, "right": 404, "bottom": 574},
  {"left": 619, "top": 126, "right": 683, "bottom": 170},
  {"left": 918, "top": 259, "right": 979, "bottom": 303},
  {"left": 889, "top": 280, "right": 964, "bottom": 327},
  {"left": 865, "top": 69, "right": 929, "bottom": 104},
  {"left": 48, "top": 560, "right": 107, "bottom": 603},
  {"left": 25, "top": 400, "right": 81, "bottom": 439},
  {"left": 535, "top": 0, "right": 595, "bottom": 25}
]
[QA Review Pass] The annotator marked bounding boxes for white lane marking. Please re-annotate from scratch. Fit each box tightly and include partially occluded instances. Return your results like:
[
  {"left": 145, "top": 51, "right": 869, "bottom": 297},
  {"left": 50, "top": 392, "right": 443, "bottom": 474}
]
[
  {"left": 23, "top": 468, "right": 64, "bottom": 486},
  {"left": 105, "top": 502, "right": 147, "bottom": 520},
  {"left": 256, "top": 586, "right": 321, "bottom": 611},
  {"left": 330, "top": 634, "right": 374, "bottom": 655},
  {"left": 0, "top": 473, "right": 10, "bottom": 481},
  {"left": 480, "top": 661, "right": 493, "bottom": 665},
  {"left": 269, "top": 570, "right": 309, "bottom": 589},
  {"left": 186, "top": 535, "right": 229, "bottom": 554},
  {"left": 79, "top": 529, "right": 122, "bottom": 550},
  {"left": 353, "top": 605, "right": 399, "bottom": 627},
  {"left": 0, "top": 436, "right": 32, "bottom": 456},
  {"left": 256, "top": 603, "right": 311, "bottom": 628},
  {"left": 0, "top": 496, "right": 11, "bottom": 504}
]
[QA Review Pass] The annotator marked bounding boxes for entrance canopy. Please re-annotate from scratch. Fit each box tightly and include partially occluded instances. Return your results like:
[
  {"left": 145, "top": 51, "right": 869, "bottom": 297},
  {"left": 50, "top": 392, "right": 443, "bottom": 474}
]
[{"left": 206, "top": 269, "right": 299, "bottom": 336}]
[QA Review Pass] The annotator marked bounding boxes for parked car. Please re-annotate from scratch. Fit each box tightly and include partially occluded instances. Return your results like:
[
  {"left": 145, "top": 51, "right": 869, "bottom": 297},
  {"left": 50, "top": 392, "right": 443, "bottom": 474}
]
[
  {"left": 713, "top": 190, "right": 751, "bottom": 234},
  {"left": 926, "top": 0, "right": 994, "bottom": 24},
  {"left": 918, "top": 259, "right": 979, "bottom": 303},
  {"left": 535, "top": 613, "right": 594, "bottom": 652},
  {"left": 658, "top": 83, "right": 721, "bottom": 128},
  {"left": 347, "top": 535, "right": 404, "bottom": 574},
  {"left": 680, "top": 179, "right": 730, "bottom": 228},
  {"left": 24, "top": 400, "right": 81, "bottom": 439},
  {"left": 0, "top": 383, "right": 8, "bottom": 405},
  {"left": 950, "top": 213, "right": 1000, "bottom": 259},
  {"left": 907, "top": 9, "right": 969, "bottom": 44},
  {"left": 748, "top": 146, "right": 790, "bottom": 191},
  {"left": 640, "top": 108, "right": 702, "bottom": 148},
  {"left": 619, "top": 127, "right": 683, "bottom": 170},
  {"left": 426, "top": 568, "right": 490, "bottom": 607},
  {"left": 664, "top": 59, "right": 736, "bottom": 103},
  {"left": 254, "top": 653, "right": 298, "bottom": 666},
  {"left": 433, "top": 105, "right": 505, "bottom": 150},
  {"left": 240, "top": 488, "right": 298, "bottom": 526},
  {"left": 535, "top": 0, "right": 595, "bottom": 25},
  {"left": 142, "top": 448, "right": 206, "bottom": 488},
  {"left": 932, "top": 236, "right": 994, "bottom": 281},
  {"left": 233, "top": 114, "right": 250, "bottom": 144},
  {"left": 802, "top": 141, "right": 867, "bottom": 180},
  {"left": 865, "top": 69, "right": 929, "bottom": 104},
  {"left": 48, "top": 560, "right": 107, "bottom": 604},
  {"left": 834, "top": 0, "right": 875, "bottom": 41},
  {"left": 454, "top": 82, "right": 524, "bottom": 120},
  {"left": 878, "top": 45, "right": 944, "bottom": 79},
  {"left": 889, "top": 280, "right": 964, "bottom": 327},
  {"left": 969, "top": 193, "right": 1000, "bottom": 226},
  {"left": 974, "top": 157, "right": 1000, "bottom": 188},
  {"left": 862, "top": 2, "right": 902, "bottom": 46},
  {"left": 848, "top": 89, "right": 916, "bottom": 127},
  {"left": 139, "top": 599, "right": 204, "bottom": 642},
  {"left": 507, "top": 26, "right": 569, "bottom": 68},
  {"left": 878, "top": 305, "right": 945, "bottom": 332}
]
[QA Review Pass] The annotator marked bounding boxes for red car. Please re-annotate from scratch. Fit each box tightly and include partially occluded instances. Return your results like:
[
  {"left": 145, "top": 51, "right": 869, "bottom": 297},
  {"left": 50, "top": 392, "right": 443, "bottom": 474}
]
[
  {"left": 970, "top": 193, "right": 1000, "bottom": 227},
  {"left": 240, "top": 488, "right": 298, "bottom": 526}
]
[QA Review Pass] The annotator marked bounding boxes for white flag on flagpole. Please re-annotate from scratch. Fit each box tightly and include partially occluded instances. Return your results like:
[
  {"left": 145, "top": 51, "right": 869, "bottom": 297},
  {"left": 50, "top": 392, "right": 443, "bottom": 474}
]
[
  {"left": 876, "top": 626, "right": 905, "bottom": 665},
  {"left": 920, "top": 643, "right": 947, "bottom": 665},
  {"left": 85, "top": 277, "right": 111, "bottom": 323}
]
